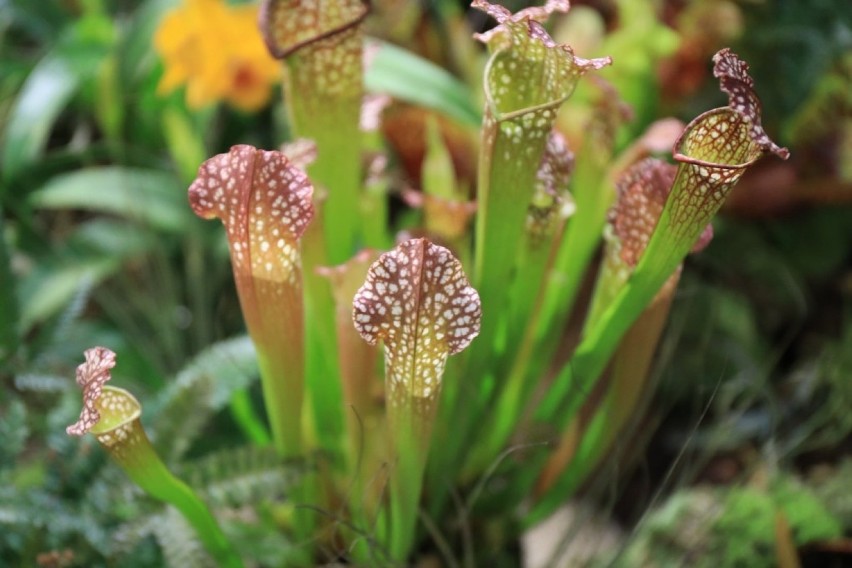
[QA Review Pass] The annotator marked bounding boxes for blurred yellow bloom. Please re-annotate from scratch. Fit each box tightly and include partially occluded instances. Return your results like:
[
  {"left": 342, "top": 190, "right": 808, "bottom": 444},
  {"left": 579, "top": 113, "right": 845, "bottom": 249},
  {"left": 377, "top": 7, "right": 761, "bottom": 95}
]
[{"left": 154, "top": 0, "right": 280, "bottom": 111}]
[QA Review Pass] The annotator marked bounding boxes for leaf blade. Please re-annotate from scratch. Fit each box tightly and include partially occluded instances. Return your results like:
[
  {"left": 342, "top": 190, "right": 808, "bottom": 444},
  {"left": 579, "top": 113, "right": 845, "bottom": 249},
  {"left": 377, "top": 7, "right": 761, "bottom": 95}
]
[
  {"left": 30, "top": 167, "right": 192, "bottom": 232},
  {"left": 365, "top": 40, "right": 481, "bottom": 127}
]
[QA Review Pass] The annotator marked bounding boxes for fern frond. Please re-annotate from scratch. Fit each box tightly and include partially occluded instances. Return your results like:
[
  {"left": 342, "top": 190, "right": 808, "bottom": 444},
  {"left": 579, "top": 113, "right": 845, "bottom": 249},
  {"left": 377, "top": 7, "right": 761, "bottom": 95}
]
[
  {"left": 0, "top": 487, "right": 110, "bottom": 553},
  {"left": 171, "top": 335, "right": 259, "bottom": 409},
  {"left": 150, "top": 508, "right": 215, "bottom": 568},
  {"left": 14, "top": 373, "right": 70, "bottom": 393},
  {"left": 29, "top": 275, "right": 94, "bottom": 368},
  {"left": 152, "top": 372, "right": 215, "bottom": 464},
  {"left": 150, "top": 336, "right": 259, "bottom": 461},
  {"left": 180, "top": 445, "right": 304, "bottom": 508},
  {"left": 0, "top": 399, "right": 28, "bottom": 466}
]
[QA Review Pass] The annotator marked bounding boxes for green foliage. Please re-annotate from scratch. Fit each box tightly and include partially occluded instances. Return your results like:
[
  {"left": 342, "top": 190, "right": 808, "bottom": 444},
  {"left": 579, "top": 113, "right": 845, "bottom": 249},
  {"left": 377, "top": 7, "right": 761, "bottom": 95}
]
[
  {"left": 180, "top": 446, "right": 303, "bottom": 507},
  {"left": 772, "top": 478, "right": 842, "bottom": 545},
  {"left": 29, "top": 167, "right": 192, "bottom": 233},
  {"left": 2, "top": 16, "right": 113, "bottom": 183},
  {"left": 812, "top": 460, "right": 852, "bottom": 530},
  {"left": 149, "top": 509, "right": 214, "bottom": 568},
  {"left": 619, "top": 479, "right": 842, "bottom": 568},
  {"left": 0, "top": 216, "right": 18, "bottom": 362},
  {"left": 366, "top": 40, "right": 482, "bottom": 127}
]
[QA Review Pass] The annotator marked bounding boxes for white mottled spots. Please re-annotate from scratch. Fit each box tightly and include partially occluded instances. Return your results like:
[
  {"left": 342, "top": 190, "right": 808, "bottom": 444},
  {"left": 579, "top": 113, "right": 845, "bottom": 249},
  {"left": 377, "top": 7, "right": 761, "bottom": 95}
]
[
  {"left": 352, "top": 238, "right": 482, "bottom": 402},
  {"left": 188, "top": 144, "right": 315, "bottom": 316}
]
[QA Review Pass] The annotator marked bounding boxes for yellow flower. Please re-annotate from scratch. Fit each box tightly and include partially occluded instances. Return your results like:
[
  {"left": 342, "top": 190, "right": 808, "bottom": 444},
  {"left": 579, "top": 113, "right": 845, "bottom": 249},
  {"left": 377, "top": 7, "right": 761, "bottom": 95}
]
[{"left": 154, "top": 0, "right": 280, "bottom": 111}]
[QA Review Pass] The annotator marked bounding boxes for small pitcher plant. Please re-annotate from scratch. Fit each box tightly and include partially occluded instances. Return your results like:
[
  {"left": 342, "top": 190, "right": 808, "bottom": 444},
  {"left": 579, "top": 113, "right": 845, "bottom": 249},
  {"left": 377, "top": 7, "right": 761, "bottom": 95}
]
[
  {"left": 62, "top": 1, "right": 791, "bottom": 565},
  {"left": 67, "top": 348, "right": 243, "bottom": 568}
]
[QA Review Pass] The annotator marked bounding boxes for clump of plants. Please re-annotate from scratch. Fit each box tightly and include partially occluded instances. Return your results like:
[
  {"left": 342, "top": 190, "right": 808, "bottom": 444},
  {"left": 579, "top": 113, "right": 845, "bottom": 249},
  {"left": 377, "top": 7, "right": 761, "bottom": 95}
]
[{"left": 3, "top": 0, "right": 810, "bottom": 566}]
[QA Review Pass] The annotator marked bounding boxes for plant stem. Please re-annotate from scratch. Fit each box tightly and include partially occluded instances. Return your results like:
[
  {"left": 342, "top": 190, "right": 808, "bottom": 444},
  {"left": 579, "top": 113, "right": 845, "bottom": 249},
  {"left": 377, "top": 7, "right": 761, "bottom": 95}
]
[
  {"left": 107, "top": 417, "right": 242, "bottom": 567},
  {"left": 255, "top": 346, "right": 302, "bottom": 457}
]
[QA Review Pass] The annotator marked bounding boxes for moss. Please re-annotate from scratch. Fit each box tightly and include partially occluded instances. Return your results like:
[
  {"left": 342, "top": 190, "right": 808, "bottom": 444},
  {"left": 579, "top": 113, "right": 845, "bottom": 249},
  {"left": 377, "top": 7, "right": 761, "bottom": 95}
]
[
  {"left": 773, "top": 477, "right": 843, "bottom": 543},
  {"left": 617, "top": 476, "right": 842, "bottom": 568},
  {"left": 709, "top": 480, "right": 841, "bottom": 565}
]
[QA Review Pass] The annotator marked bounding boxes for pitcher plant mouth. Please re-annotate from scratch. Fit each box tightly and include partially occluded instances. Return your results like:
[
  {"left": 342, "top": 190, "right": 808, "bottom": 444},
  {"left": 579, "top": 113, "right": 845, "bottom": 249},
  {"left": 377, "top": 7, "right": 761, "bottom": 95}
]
[
  {"left": 258, "top": 0, "right": 370, "bottom": 59},
  {"left": 474, "top": 0, "right": 611, "bottom": 120},
  {"left": 67, "top": 346, "right": 121, "bottom": 437},
  {"left": 673, "top": 48, "right": 788, "bottom": 172},
  {"left": 353, "top": 238, "right": 481, "bottom": 412},
  {"left": 187, "top": 144, "right": 313, "bottom": 349}
]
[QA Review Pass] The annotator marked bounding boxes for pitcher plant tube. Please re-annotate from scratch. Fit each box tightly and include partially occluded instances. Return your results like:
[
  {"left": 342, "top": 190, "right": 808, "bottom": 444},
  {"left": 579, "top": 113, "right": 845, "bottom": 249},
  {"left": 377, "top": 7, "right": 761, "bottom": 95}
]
[
  {"left": 535, "top": 157, "right": 708, "bottom": 507},
  {"left": 189, "top": 145, "right": 314, "bottom": 458},
  {"left": 67, "top": 348, "right": 243, "bottom": 568},
  {"left": 526, "top": 48, "right": 790, "bottom": 524},
  {"left": 436, "top": 0, "right": 611, "bottom": 504},
  {"left": 259, "top": 0, "right": 369, "bottom": 263},
  {"left": 353, "top": 238, "right": 481, "bottom": 560}
]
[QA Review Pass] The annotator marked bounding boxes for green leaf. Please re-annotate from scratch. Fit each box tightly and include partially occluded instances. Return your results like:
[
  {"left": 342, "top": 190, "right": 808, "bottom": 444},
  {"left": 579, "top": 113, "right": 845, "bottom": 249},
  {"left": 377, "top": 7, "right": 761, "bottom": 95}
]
[
  {"left": 18, "top": 217, "right": 158, "bottom": 333},
  {"left": 119, "top": 0, "right": 179, "bottom": 82},
  {"left": 0, "top": 216, "right": 18, "bottom": 362},
  {"left": 160, "top": 336, "right": 259, "bottom": 419},
  {"left": 365, "top": 40, "right": 481, "bottom": 127},
  {"left": 70, "top": 218, "right": 159, "bottom": 256},
  {"left": 2, "top": 52, "right": 83, "bottom": 180},
  {"left": 30, "top": 167, "right": 192, "bottom": 232},
  {"left": 1, "top": 21, "right": 111, "bottom": 182},
  {"left": 18, "top": 257, "right": 113, "bottom": 333}
]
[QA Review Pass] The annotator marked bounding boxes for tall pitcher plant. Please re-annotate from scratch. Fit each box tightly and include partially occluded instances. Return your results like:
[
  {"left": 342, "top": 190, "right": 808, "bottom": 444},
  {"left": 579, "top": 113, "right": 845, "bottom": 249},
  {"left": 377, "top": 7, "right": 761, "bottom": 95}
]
[{"left": 64, "top": 1, "right": 790, "bottom": 565}]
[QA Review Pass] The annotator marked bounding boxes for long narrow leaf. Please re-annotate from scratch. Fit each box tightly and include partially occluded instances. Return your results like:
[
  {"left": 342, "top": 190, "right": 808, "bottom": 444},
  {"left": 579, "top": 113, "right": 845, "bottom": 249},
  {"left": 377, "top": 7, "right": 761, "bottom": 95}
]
[
  {"left": 365, "top": 40, "right": 481, "bottom": 127},
  {"left": 2, "top": 22, "right": 111, "bottom": 183},
  {"left": 30, "top": 167, "right": 192, "bottom": 233}
]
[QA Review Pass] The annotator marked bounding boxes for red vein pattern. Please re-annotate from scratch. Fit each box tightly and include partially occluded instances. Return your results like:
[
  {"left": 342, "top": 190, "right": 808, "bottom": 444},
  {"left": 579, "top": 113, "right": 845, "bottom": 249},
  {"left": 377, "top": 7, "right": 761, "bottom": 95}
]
[
  {"left": 353, "top": 239, "right": 481, "bottom": 414},
  {"left": 67, "top": 347, "right": 117, "bottom": 436},
  {"left": 712, "top": 48, "right": 790, "bottom": 160},
  {"left": 259, "top": 0, "right": 369, "bottom": 59},
  {"left": 610, "top": 159, "right": 677, "bottom": 267},
  {"left": 189, "top": 145, "right": 313, "bottom": 283}
]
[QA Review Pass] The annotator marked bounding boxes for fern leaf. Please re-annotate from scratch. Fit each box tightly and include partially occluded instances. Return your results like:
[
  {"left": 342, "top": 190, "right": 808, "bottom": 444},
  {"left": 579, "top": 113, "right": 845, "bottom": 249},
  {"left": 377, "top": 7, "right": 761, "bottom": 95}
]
[
  {"left": 151, "top": 373, "right": 215, "bottom": 464},
  {"left": 150, "top": 509, "right": 215, "bottom": 568},
  {"left": 150, "top": 336, "right": 259, "bottom": 461},
  {"left": 180, "top": 445, "right": 304, "bottom": 508}
]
